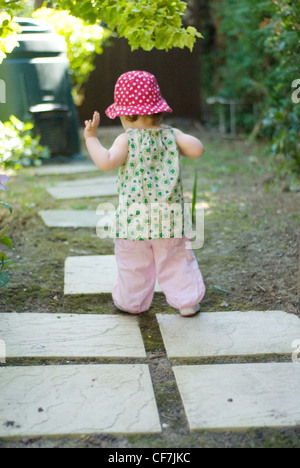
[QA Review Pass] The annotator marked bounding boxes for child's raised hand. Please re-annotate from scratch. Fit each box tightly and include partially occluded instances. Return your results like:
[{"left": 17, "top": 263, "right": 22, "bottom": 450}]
[{"left": 84, "top": 111, "right": 100, "bottom": 139}]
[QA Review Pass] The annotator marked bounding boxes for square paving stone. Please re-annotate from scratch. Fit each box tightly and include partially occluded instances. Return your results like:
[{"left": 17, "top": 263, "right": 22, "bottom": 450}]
[
  {"left": 173, "top": 363, "right": 300, "bottom": 430},
  {"left": 0, "top": 313, "right": 146, "bottom": 358},
  {"left": 52, "top": 176, "right": 117, "bottom": 187},
  {"left": 46, "top": 177, "right": 118, "bottom": 199},
  {"left": 39, "top": 210, "right": 115, "bottom": 228},
  {"left": 31, "top": 162, "right": 98, "bottom": 176},
  {"left": 0, "top": 364, "right": 161, "bottom": 437},
  {"left": 64, "top": 255, "right": 161, "bottom": 295},
  {"left": 157, "top": 310, "right": 300, "bottom": 358}
]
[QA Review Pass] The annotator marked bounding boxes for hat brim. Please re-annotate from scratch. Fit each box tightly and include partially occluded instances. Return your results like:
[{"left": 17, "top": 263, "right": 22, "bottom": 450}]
[{"left": 105, "top": 99, "right": 172, "bottom": 120}]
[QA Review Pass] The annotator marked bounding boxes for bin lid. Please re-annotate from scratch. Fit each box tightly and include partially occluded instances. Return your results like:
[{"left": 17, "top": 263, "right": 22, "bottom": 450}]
[
  {"left": 29, "top": 104, "right": 70, "bottom": 114},
  {"left": 8, "top": 18, "right": 67, "bottom": 56},
  {"left": 14, "top": 18, "right": 54, "bottom": 34}
]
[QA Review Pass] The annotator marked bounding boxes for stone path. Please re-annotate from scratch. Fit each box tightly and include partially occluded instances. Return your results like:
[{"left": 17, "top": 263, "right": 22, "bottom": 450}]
[
  {"left": 46, "top": 176, "right": 118, "bottom": 199},
  {"left": 0, "top": 364, "right": 161, "bottom": 437},
  {"left": 157, "top": 310, "right": 300, "bottom": 358},
  {"left": 1, "top": 162, "right": 300, "bottom": 440},
  {"left": 50, "top": 176, "right": 117, "bottom": 187},
  {"left": 174, "top": 363, "right": 300, "bottom": 430},
  {"left": 39, "top": 210, "right": 111, "bottom": 228},
  {"left": 1, "top": 310, "right": 300, "bottom": 436},
  {"left": 31, "top": 162, "right": 98, "bottom": 176},
  {"left": 0, "top": 313, "right": 146, "bottom": 358},
  {"left": 64, "top": 255, "right": 161, "bottom": 294}
]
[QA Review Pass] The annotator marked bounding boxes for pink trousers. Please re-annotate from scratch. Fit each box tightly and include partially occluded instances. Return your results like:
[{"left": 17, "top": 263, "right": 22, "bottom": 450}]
[{"left": 113, "top": 237, "right": 205, "bottom": 314}]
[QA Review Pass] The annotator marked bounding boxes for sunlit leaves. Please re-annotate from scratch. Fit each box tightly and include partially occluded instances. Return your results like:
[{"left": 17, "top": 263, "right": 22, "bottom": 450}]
[{"left": 51, "top": 0, "right": 203, "bottom": 51}]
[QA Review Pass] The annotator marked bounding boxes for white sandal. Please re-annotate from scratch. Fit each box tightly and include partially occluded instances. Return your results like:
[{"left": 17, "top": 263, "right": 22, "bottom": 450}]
[{"left": 179, "top": 304, "right": 200, "bottom": 317}]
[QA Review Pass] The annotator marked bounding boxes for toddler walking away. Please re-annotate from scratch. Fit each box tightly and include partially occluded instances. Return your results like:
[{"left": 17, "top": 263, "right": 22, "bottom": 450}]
[{"left": 84, "top": 70, "right": 205, "bottom": 317}]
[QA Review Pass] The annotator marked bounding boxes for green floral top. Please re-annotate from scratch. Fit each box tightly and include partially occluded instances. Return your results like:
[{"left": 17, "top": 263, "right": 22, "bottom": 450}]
[{"left": 115, "top": 126, "right": 185, "bottom": 240}]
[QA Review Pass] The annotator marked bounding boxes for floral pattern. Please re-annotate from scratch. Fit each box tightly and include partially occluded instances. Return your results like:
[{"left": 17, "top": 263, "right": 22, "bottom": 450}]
[{"left": 115, "top": 126, "right": 185, "bottom": 240}]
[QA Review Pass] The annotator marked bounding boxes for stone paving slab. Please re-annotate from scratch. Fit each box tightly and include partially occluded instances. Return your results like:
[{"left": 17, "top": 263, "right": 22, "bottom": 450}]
[
  {"left": 64, "top": 255, "right": 161, "bottom": 295},
  {"left": 47, "top": 184, "right": 118, "bottom": 200},
  {"left": 0, "top": 313, "right": 146, "bottom": 358},
  {"left": 52, "top": 176, "right": 116, "bottom": 187},
  {"left": 39, "top": 210, "right": 115, "bottom": 228},
  {"left": 173, "top": 363, "right": 300, "bottom": 430},
  {"left": 157, "top": 310, "right": 300, "bottom": 358},
  {"left": 0, "top": 364, "right": 161, "bottom": 437},
  {"left": 31, "top": 162, "right": 98, "bottom": 176}
]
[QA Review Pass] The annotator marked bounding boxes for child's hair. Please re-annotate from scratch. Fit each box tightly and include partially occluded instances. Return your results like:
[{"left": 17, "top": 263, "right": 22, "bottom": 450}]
[{"left": 126, "top": 113, "right": 163, "bottom": 123}]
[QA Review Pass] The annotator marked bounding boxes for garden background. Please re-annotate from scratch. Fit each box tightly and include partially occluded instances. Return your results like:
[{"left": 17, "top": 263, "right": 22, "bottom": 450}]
[{"left": 0, "top": 0, "right": 299, "bottom": 449}]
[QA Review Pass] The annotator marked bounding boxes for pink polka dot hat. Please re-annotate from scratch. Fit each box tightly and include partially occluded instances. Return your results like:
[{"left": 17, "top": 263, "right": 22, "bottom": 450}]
[{"left": 105, "top": 70, "right": 172, "bottom": 119}]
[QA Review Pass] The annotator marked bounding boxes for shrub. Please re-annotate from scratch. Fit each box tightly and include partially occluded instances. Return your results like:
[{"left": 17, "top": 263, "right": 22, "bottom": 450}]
[
  {"left": 207, "top": 0, "right": 300, "bottom": 172},
  {"left": 0, "top": 116, "right": 50, "bottom": 170}
]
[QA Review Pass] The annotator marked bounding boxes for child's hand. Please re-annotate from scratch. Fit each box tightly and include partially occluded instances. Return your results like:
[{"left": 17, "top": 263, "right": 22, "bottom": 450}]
[{"left": 84, "top": 111, "right": 100, "bottom": 139}]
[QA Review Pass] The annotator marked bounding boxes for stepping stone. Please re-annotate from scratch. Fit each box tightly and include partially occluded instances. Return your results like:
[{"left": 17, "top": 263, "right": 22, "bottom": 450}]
[
  {"left": 0, "top": 364, "right": 161, "bottom": 436},
  {"left": 31, "top": 162, "right": 98, "bottom": 176},
  {"left": 47, "top": 184, "right": 118, "bottom": 199},
  {"left": 173, "top": 363, "right": 300, "bottom": 430},
  {"left": 0, "top": 339, "right": 5, "bottom": 364},
  {"left": 157, "top": 310, "right": 300, "bottom": 358},
  {"left": 0, "top": 313, "right": 146, "bottom": 358},
  {"left": 39, "top": 209, "right": 115, "bottom": 228},
  {"left": 64, "top": 255, "right": 162, "bottom": 295},
  {"left": 52, "top": 176, "right": 116, "bottom": 187}
]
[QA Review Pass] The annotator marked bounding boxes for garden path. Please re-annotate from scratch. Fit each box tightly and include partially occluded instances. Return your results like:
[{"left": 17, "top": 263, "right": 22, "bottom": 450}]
[{"left": 1, "top": 162, "right": 300, "bottom": 438}]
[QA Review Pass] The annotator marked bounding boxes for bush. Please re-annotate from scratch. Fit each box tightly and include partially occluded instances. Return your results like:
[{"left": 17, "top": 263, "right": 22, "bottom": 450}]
[
  {"left": 0, "top": 116, "right": 50, "bottom": 170},
  {"left": 207, "top": 0, "right": 300, "bottom": 172},
  {"left": 0, "top": 0, "right": 24, "bottom": 64}
]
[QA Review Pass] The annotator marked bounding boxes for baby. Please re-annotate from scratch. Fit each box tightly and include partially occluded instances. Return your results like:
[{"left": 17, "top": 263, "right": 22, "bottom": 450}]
[{"left": 84, "top": 70, "right": 205, "bottom": 316}]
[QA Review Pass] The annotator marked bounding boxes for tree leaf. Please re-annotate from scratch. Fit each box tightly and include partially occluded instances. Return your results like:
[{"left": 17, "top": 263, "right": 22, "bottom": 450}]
[
  {"left": 1, "top": 258, "right": 14, "bottom": 269},
  {"left": 192, "top": 171, "right": 198, "bottom": 224},
  {"left": 0, "top": 236, "right": 13, "bottom": 249},
  {"left": 0, "top": 202, "right": 12, "bottom": 214},
  {"left": 0, "top": 225, "right": 8, "bottom": 239},
  {"left": 0, "top": 271, "right": 10, "bottom": 288},
  {"left": 0, "top": 252, "right": 7, "bottom": 261}
]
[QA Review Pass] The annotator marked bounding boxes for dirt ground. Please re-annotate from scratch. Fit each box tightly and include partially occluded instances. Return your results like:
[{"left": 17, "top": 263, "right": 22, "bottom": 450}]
[{"left": 0, "top": 124, "right": 299, "bottom": 448}]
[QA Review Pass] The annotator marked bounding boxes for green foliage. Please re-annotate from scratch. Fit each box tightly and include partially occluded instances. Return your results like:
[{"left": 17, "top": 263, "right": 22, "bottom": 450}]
[
  {"left": 0, "top": 0, "right": 203, "bottom": 68},
  {"left": 51, "top": 0, "right": 203, "bottom": 51},
  {"left": 208, "top": 0, "right": 300, "bottom": 172},
  {"left": 0, "top": 0, "right": 25, "bottom": 63},
  {"left": 0, "top": 175, "right": 13, "bottom": 288},
  {"left": 33, "top": 7, "right": 111, "bottom": 104},
  {"left": 0, "top": 116, "right": 50, "bottom": 169},
  {"left": 262, "top": 0, "right": 300, "bottom": 172},
  {"left": 192, "top": 171, "right": 198, "bottom": 224}
]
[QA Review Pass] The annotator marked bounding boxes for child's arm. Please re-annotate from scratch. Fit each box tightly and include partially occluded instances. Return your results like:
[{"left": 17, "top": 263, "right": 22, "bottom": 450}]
[
  {"left": 174, "top": 128, "right": 204, "bottom": 159},
  {"left": 84, "top": 112, "right": 128, "bottom": 172}
]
